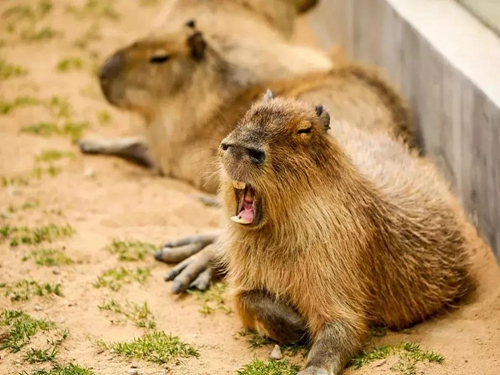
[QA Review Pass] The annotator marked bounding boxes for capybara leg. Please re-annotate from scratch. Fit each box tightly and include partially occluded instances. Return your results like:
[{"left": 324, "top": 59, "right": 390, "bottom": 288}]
[
  {"left": 299, "top": 321, "right": 364, "bottom": 375},
  {"left": 78, "top": 137, "right": 155, "bottom": 168},
  {"left": 163, "top": 244, "right": 221, "bottom": 294},
  {"left": 236, "top": 290, "right": 307, "bottom": 344}
]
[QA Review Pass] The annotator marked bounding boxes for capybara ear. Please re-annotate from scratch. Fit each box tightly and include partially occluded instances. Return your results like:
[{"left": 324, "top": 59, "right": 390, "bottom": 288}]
[
  {"left": 185, "top": 19, "right": 196, "bottom": 29},
  {"left": 262, "top": 89, "right": 274, "bottom": 102},
  {"left": 315, "top": 104, "right": 330, "bottom": 131},
  {"left": 187, "top": 31, "right": 206, "bottom": 61}
]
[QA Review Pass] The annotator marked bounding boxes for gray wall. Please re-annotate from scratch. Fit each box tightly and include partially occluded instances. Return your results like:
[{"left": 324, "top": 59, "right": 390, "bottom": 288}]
[{"left": 310, "top": 0, "right": 500, "bottom": 260}]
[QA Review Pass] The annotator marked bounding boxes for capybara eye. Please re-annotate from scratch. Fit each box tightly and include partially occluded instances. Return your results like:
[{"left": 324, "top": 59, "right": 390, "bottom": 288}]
[
  {"left": 221, "top": 143, "right": 229, "bottom": 151},
  {"left": 150, "top": 55, "right": 170, "bottom": 64},
  {"left": 297, "top": 127, "right": 312, "bottom": 134}
]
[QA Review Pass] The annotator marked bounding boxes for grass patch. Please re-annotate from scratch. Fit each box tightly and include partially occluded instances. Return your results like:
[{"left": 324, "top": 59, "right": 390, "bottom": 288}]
[
  {"left": 6, "top": 200, "right": 40, "bottom": 214},
  {"left": 0, "top": 59, "right": 28, "bottom": 80},
  {"left": 2, "top": 175, "right": 30, "bottom": 187},
  {"left": 20, "top": 364, "right": 95, "bottom": 375},
  {"left": 104, "top": 239, "right": 156, "bottom": 262},
  {"left": 96, "top": 331, "right": 198, "bottom": 364},
  {"left": 369, "top": 326, "right": 388, "bottom": 339},
  {"left": 0, "top": 224, "right": 75, "bottom": 247},
  {"left": 25, "top": 248, "right": 73, "bottom": 267},
  {"left": 36, "top": 150, "right": 75, "bottom": 163},
  {"left": 98, "top": 299, "right": 156, "bottom": 329},
  {"left": 187, "top": 281, "right": 231, "bottom": 316},
  {"left": 93, "top": 267, "right": 151, "bottom": 291},
  {"left": 21, "top": 121, "right": 89, "bottom": 143},
  {"left": 21, "top": 122, "right": 59, "bottom": 136},
  {"left": 61, "top": 121, "right": 89, "bottom": 143},
  {"left": 2, "top": 1, "right": 52, "bottom": 22},
  {"left": 56, "top": 58, "right": 84, "bottom": 73},
  {"left": 32, "top": 165, "right": 61, "bottom": 179},
  {"left": 20, "top": 27, "right": 60, "bottom": 42},
  {"left": 236, "top": 359, "right": 300, "bottom": 375},
  {"left": 0, "top": 310, "right": 56, "bottom": 353},
  {"left": 66, "top": 0, "right": 120, "bottom": 20},
  {"left": 0, "top": 280, "right": 63, "bottom": 302},
  {"left": 2, "top": 1, "right": 58, "bottom": 43},
  {"left": 238, "top": 329, "right": 271, "bottom": 349},
  {"left": 96, "top": 110, "right": 111, "bottom": 125},
  {"left": 0, "top": 96, "right": 40, "bottom": 115},
  {"left": 24, "top": 346, "right": 58, "bottom": 363},
  {"left": 281, "top": 343, "right": 309, "bottom": 358},
  {"left": 73, "top": 25, "right": 102, "bottom": 50},
  {"left": 351, "top": 342, "right": 444, "bottom": 374},
  {"left": 47, "top": 96, "right": 72, "bottom": 119}
]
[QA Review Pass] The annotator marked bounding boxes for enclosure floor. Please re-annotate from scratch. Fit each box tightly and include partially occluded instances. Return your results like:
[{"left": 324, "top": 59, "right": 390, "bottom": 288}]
[{"left": 1, "top": 1, "right": 499, "bottom": 374}]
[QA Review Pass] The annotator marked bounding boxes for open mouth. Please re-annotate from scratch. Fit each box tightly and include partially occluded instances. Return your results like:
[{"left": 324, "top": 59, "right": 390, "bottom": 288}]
[{"left": 230, "top": 180, "right": 257, "bottom": 226}]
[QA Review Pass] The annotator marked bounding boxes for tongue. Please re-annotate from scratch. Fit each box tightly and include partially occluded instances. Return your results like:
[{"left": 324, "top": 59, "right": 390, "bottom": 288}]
[
  {"left": 230, "top": 201, "right": 254, "bottom": 225},
  {"left": 239, "top": 201, "right": 255, "bottom": 223}
]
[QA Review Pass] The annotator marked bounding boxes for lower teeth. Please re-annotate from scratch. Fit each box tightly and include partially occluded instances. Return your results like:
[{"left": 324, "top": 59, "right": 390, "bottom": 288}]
[{"left": 230, "top": 215, "right": 251, "bottom": 225}]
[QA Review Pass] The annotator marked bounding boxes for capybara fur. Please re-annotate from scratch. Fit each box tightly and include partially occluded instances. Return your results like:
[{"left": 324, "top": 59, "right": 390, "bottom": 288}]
[{"left": 216, "top": 95, "right": 473, "bottom": 375}]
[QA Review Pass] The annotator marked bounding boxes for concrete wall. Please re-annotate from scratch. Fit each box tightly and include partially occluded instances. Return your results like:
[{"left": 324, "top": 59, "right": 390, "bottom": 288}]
[{"left": 309, "top": 0, "right": 500, "bottom": 260}]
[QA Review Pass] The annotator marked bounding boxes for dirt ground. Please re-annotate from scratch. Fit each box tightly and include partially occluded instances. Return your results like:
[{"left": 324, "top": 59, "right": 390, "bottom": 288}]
[{"left": 1, "top": 1, "right": 499, "bottom": 375}]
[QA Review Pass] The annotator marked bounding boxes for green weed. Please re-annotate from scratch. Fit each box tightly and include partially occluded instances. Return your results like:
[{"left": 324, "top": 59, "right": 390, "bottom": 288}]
[
  {"left": 104, "top": 239, "right": 156, "bottom": 262},
  {"left": 19, "top": 364, "right": 94, "bottom": 375},
  {"left": 96, "top": 110, "right": 111, "bottom": 125},
  {"left": 351, "top": 342, "right": 444, "bottom": 374},
  {"left": 21, "top": 122, "right": 59, "bottom": 136},
  {"left": 21, "top": 121, "right": 88, "bottom": 143},
  {"left": 0, "top": 59, "right": 28, "bottom": 80},
  {"left": 26, "top": 248, "right": 73, "bottom": 266},
  {"left": 96, "top": 331, "right": 198, "bottom": 364},
  {"left": 2, "top": 1, "right": 52, "bottom": 22},
  {"left": 93, "top": 267, "right": 151, "bottom": 291},
  {"left": 0, "top": 310, "right": 55, "bottom": 353},
  {"left": 73, "top": 25, "right": 102, "bottom": 50},
  {"left": 98, "top": 299, "right": 155, "bottom": 329},
  {"left": 23, "top": 346, "right": 58, "bottom": 363},
  {"left": 61, "top": 122, "right": 89, "bottom": 143},
  {"left": 187, "top": 281, "right": 231, "bottom": 316},
  {"left": 47, "top": 96, "right": 72, "bottom": 119},
  {"left": 56, "top": 58, "right": 84, "bottom": 73},
  {"left": 2, "top": 5, "right": 36, "bottom": 21},
  {"left": 32, "top": 165, "right": 61, "bottom": 179},
  {"left": 6, "top": 200, "right": 40, "bottom": 214},
  {"left": 20, "top": 27, "right": 60, "bottom": 42},
  {"left": 238, "top": 329, "right": 271, "bottom": 349},
  {"left": 369, "top": 326, "right": 388, "bottom": 339},
  {"left": 236, "top": 359, "right": 300, "bottom": 375},
  {"left": 0, "top": 96, "right": 40, "bottom": 115},
  {"left": 0, "top": 224, "right": 75, "bottom": 247},
  {"left": 0, "top": 280, "right": 63, "bottom": 302},
  {"left": 2, "top": 175, "right": 30, "bottom": 187},
  {"left": 36, "top": 150, "right": 75, "bottom": 163},
  {"left": 66, "top": 0, "right": 120, "bottom": 20}
]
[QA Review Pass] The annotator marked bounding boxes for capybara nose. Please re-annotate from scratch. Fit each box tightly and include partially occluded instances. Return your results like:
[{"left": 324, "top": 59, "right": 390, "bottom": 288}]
[
  {"left": 99, "top": 52, "right": 124, "bottom": 82},
  {"left": 221, "top": 142, "right": 265, "bottom": 165},
  {"left": 245, "top": 148, "right": 265, "bottom": 165}
]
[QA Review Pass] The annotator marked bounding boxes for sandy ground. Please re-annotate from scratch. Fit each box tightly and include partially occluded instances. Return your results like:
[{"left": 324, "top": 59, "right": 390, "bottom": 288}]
[{"left": 1, "top": 1, "right": 499, "bottom": 375}]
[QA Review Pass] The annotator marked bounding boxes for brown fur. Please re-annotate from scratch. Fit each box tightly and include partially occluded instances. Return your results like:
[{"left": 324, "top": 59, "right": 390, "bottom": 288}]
[
  {"left": 151, "top": 0, "right": 319, "bottom": 39},
  {"left": 95, "top": 7, "right": 337, "bottom": 186},
  {"left": 158, "top": 63, "right": 418, "bottom": 193},
  {"left": 216, "top": 97, "right": 474, "bottom": 374}
]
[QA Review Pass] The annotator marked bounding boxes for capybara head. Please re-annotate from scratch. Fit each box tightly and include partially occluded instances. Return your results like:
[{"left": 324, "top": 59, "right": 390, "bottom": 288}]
[
  {"left": 219, "top": 91, "right": 332, "bottom": 229},
  {"left": 99, "top": 20, "right": 207, "bottom": 115}
]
